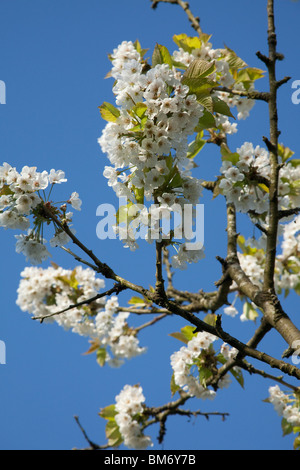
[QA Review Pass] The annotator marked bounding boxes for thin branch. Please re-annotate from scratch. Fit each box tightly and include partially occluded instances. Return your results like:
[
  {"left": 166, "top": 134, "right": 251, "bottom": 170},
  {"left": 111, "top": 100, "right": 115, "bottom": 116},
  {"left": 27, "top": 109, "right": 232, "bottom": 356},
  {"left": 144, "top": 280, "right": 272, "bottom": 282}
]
[
  {"left": 263, "top": 0, "right": 281, "bottom": 292},
  {"left": 143, "top": 391, "right": 228, "bottom": 443},
  {"left": 134, "top": 313, "right": 169, "bottom": 332},
  {"left": 213, "top": 86, "right": 270, "bottom": 102},
  {"left": 150, "top": 0, "right": 202, "bottom": 35},
  {"left": 278, "top": 207, "right": 300, "bottom": 219},
  {"left": 33, "top": 283, "right": 126, "bottom": 323},
  {"left": 163, "top": 246, "right": 174, "bottom": 288},
  {"left": 60, "top": 246, "right": 100, "bottom": 272},
  {"left": 155, "top": 241, "right": 166, "bottom": 298},
  {"left": 41, "top": 203, "right": 300, "bottom": 378},
  {"left": 74, "top": 416, "right": 107, "bottom": 450},
  {"left": 238, "top": 361, "right": 300, "bottom": 393}
]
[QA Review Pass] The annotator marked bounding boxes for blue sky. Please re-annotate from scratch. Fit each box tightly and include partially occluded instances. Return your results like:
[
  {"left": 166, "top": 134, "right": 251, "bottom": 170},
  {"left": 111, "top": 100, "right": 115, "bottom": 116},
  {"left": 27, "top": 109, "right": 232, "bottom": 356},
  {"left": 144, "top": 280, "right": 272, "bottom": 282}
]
[{"left": 0, "top": 0, "right": 300, "bottom": 450}]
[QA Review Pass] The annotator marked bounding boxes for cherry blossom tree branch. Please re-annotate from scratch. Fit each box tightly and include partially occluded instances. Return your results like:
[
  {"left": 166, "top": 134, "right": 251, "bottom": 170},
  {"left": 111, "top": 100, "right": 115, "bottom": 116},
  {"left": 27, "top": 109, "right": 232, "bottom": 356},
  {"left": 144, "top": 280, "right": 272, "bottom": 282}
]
[
  {"left": 73, "top": 416, "right": 107, "bottom": 450},
  {"left": 143, "top": 391, "right": 228, "bottom": 444},
  {"left": 32, "top": 283, "right": 126, "bottom": 323},
  {"left": 150, "top": 0, "right": 202, "bottom": 35},
  {"left": 213, "top": 86, "right": 270, "bottom": 102},
  {"left": 224, "top": 200, "right": 300, "bottom": 354},
  {"left": 41, "top": 203, "right": 300, "bottom": 379},
  {"left": 258, "top": 0, "right": 281, "bottom": 292}
]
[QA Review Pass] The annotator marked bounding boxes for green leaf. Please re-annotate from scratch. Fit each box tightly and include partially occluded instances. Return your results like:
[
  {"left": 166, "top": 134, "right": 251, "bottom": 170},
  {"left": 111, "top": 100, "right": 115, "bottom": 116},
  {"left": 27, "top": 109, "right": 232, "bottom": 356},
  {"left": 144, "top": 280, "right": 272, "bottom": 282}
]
[
  {"left": 289, "top": 159, "right": 300, "bottom": 168},
  {"left": 105, "top": 420, "right": 123, "bottom": 447},
  {"left": 169, "top": 331, "right": 189, "bottom": 344},
  {"left": 199, "top": 367, "right": 212, "bottom": 388},
  {"left": 128, "top": 296, "right": 150, "bottom": 306},
  {"left": 222, "top": 46, "right": 248, "bottom": 70},
  {"left": 173, "top": 34, "right": 201, "bottom": 53},
  {"left": 0, "top": 185, "right": 13, "bottom": 197},
  {"left": 221, "top": 144, "right": 240, "bottom": 165},
  {"left": 195, "top": 109, "right": 216, "bottom": 130},
  {"left": 170, "top": 373, "right": 180, "bottom": 396},
  {"left": 293, "top": 435, "right": 300, "bottom": 451},
  {"left": 229, "top": 364, "right": 244, "bottom": 388},
  {"left": 99, "top": 102, "right": 120, "bottom": 122},
  {"left": 217, "top": 354, "right": 244, "bottom": 388},
  {"left": 115, "top": 202, "right": 134, "bottom": 224},
  {"left": 96, "top": 347, "right": 107, "bottom": 367},
  {"left": 69, "top": 269, "right": 79, "bottom": 289},
  {"left": 182, "top": 77, "right": 217, "bottom": 98},
  {"left": 242, "top": 301, "right": 259, "bottom": 322},
  {"left": 212, "top": 177, "right": 223, "bottom": 200},
  {"left": 282, "top": 418, "right": 293, "bottom": 437},
  {"left": 169, "top": 325, "right": 197, "bottom": 344},
  {"left": 212, "top": 95, "right": 235, "bottom": 118},
  {"left": 181, "top": 325, "right": 197, "bottom": 341},
  {"left": 278, "top": 143, "right": 295, "bottom": 163},
  {"left": 204, "top": 313, "right": 217, "bottom": 326},
  {"left": 152, "top": 43, "right": 173, "bottom": 68},
  {"left": 187, "top": 132, "right": 206, "bottom": 159},
  {"left": 134, "top": 39, "right": 149, "bottom": 59},
  {"left": 196, "top": 94, "right": 214, "bottom": 113},
  {"left": 131, "top": 102, "right": 148, "bottom": 119},
  {"left": 183, "top": 58, "right": 216, "bottom": 80},
  {"left": 132, "top": 185, "right": 144, "bottom": 205},
  {"left": 99, "top": 404, "right": 117, "bottom": 420},
  {"left": 236, "top": 67, "right": 265, "bottom": 86}
]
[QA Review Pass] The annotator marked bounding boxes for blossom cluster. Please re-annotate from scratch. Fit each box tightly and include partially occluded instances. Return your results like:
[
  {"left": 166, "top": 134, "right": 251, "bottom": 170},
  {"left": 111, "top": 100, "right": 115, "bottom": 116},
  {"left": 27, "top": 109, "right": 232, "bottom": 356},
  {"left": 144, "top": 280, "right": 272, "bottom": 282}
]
[
  {"left": 98, "top": 36, "right": 263, "bottom": 269},
  {"left": 0, "top": 162, "right": 81, "bottom": 264},
  {"left": 170, "top": 331, "right": 237, "bottom": 398},
  {"left": 16, "top": 265, "right": 146, "bottom": 366},
  {"left": 114, "top": 384, "right": 153, "bottom": 449},
  {"left": 268, "top": 385, "right": 300, "bottom": 427},
  {"left": 237, "top": 214, "right": 300, "bottom": 294},
  {"left": 98, "top": 41, "right": 205, "bottom": 261},
  {"left": 219, "top": 142, "right": 300, "bottom": 216},
  {"left": 173, "top": 41, "right": 255, "bottom": 125}
]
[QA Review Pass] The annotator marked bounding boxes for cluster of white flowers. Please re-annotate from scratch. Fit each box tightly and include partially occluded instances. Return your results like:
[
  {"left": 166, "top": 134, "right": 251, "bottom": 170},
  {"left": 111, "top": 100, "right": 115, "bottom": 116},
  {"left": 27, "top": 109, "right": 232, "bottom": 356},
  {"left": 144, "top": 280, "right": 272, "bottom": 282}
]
[
  {"left": 16, "top": 266, "right": 146, "bottom": 366},
  {"left": 220, "top": 142, "right": 300, "bottom": 216},
  {"left": 170, "top": 331, "right": 233, "bottom": 398},
  {"left": 99, "top": 41, "right": 204, "bottom": 185},
  {"left": 98, "top": 40, "right": 207, "bottom": 262},
  {"left": 219, "top": 142, "right": 270, "bottom": 214},
  {"left": 0, "top": 162, "right": 81, "bottom": 264},
  {"left": 236, "top": 214, "right": 300, "bottom": 297},
  {"left": 114, "top": 385, "right": 153, "bottom": 449},
  {"left": 98, "top": 37, "right": 263, "bottom": 268},
  {"left": 173, "top": 41, "right": 255, "bottom": 125},
  {"left": 268, "top": 385, "right": 300, "bottom": 427}
]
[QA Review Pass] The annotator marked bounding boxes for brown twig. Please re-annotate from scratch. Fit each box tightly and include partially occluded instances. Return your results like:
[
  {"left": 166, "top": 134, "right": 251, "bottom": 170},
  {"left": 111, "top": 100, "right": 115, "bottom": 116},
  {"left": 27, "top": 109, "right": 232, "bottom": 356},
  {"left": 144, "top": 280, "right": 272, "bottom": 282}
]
[
  {"left": 151, "top": 0, "right": 202, "bottom": 35},
  {"left": 74, "top": 416, "right": 107, "bottom": 450},
  {"left": 33, "top": 283, "right": 126, "bottom": 323}
]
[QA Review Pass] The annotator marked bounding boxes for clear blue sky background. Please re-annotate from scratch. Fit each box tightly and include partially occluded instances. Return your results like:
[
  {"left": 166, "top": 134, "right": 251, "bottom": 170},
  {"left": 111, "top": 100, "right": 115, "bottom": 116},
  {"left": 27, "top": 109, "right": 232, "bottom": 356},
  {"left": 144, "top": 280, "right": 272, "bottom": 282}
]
[{"left": 0, "top": 0, "right": 300, "bottom": 451}]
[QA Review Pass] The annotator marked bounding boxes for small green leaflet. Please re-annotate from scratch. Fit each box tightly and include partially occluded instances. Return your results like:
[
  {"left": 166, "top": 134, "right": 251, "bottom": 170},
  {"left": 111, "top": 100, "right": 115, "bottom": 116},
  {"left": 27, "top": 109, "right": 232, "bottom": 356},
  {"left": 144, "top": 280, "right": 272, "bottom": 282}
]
[
  {"left": 278, "top": 143, "right": 295, "bottom": 163},
  {"left": 99, "top": 102, "right": 120, "bottom": 122},
  {"left": 99, "top": 404, "right": 118, "bottom": 420},
  {"left": 96, "top": 347, "right": 107, "bottom": 367},
  {"left": 173, "top": 34, "right": 202, "bottom": 53},
  {"left": 187, "top": 132, "right": 206, "bottom": 159},
  {"left": 169, "top": 325, "right": 198, "bottom": 344},
  {"left": 242, "top": 302, "right": 259, "bottom": 322},
  {"left": 183, "top": 58, "right": 216, "bottom": 80},
  {"left": 212, "top": 95, "right": 235, "bottom": 118},
  {"left": 152, "top": 43, "right": 173, "bottom": 68}
]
